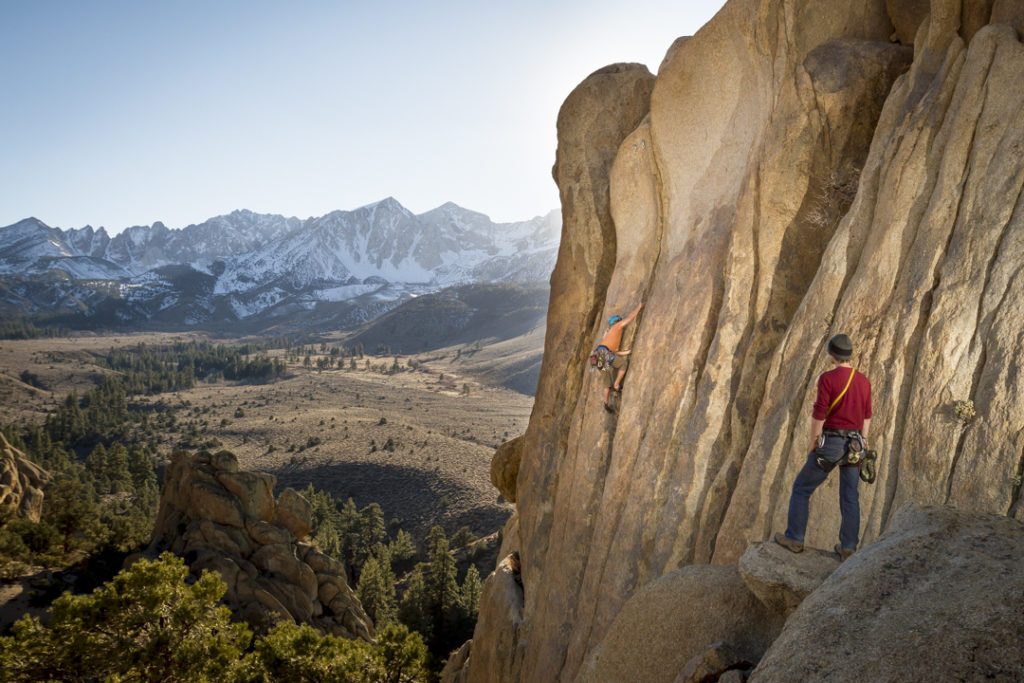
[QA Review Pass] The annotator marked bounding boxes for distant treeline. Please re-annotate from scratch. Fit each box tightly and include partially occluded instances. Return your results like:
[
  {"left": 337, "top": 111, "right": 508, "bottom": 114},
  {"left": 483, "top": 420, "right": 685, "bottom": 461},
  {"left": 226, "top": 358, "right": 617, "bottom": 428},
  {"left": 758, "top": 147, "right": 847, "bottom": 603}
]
[
  {"left": 0, "top": 317, "right": 68, "bottom": 340},
  {"left": 105, "top": 341, "right": 287, "bottom": 393}
]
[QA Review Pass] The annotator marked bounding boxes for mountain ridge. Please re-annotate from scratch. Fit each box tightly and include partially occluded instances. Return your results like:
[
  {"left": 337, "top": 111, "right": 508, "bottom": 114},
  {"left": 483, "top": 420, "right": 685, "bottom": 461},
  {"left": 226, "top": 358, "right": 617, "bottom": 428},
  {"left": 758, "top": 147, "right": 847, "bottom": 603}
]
[{"left": 0, "top": 199, "right": 560, "bottom": 330}]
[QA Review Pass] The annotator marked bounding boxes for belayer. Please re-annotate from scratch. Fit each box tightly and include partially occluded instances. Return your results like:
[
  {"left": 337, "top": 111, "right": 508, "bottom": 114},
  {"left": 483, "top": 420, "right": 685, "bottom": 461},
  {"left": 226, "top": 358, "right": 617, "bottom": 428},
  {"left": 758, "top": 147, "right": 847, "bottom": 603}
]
[
  {"left": 590, "top": 301, "right": 643, "bottom": 413},
  {"left": 775, "top": 333, "right": 875, "bottom": 561}
]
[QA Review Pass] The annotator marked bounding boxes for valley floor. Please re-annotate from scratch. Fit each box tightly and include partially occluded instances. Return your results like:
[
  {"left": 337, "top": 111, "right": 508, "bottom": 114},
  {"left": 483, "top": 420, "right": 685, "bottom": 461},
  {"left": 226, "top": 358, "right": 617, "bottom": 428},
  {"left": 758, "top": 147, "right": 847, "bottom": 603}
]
[{"left": 0, "top": 332, "right": 535, "bottom": 540}]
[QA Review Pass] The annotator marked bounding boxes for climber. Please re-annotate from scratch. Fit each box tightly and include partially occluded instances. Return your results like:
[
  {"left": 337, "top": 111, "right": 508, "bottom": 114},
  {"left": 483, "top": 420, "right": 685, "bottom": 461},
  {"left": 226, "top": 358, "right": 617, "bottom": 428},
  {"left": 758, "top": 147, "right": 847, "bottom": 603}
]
[
  {"left": 591, "top": 301, "right": 644, "bottom": 413},
  {"left": 775, "top": 333, "right": 872, "bottom": 561}
]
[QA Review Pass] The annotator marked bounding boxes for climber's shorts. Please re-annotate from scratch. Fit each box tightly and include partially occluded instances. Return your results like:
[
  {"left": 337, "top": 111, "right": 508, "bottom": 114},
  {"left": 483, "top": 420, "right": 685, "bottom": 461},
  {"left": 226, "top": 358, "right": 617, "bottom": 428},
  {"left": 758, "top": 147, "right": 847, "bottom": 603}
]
[{"left": 608, "top": 355, "right": 629, "bottom": 387}]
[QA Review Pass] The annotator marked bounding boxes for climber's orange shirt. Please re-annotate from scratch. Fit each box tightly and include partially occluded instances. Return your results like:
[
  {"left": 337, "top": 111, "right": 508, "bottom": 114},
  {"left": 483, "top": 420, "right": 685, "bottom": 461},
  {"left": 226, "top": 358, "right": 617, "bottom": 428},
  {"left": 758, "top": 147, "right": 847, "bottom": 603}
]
[{"left": 598, "top": 323, "right": 626, "bottom": 353}]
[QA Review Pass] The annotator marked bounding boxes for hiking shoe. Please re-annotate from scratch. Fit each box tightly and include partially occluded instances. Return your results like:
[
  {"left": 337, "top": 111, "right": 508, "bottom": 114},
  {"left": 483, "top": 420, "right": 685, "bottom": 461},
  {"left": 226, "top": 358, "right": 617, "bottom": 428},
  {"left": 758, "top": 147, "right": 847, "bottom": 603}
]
[
  {"left": 774, "top": 533, "right": 803, "bottom": 553},
  {"left": 834, "top": 544, "right": 854, "bottom": 561}
]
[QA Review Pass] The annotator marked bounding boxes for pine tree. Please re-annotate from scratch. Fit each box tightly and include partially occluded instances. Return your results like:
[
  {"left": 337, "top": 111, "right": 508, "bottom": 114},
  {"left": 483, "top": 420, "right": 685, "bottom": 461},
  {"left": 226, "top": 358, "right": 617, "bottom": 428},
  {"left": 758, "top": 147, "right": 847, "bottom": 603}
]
[
  {"left": 127, "top": 445, "right": 156, "bottom": 490},
  {"left": 358, "top": 503, "right": 387, "bottom": 569},
  {"left": 339, "top": 497, "right": 363, "bottom": 580},
  {"left": 460, "top": 565, "right": 482, "bottom": 622},
  {"left": 398, "top": 567, "right": 432, "bottom": 640},
  {"left": 104, "top": 443, "right": 132, "bottom": 494},
  {"left": 85, "top": 443, "right": 110, "bottom": 493},
  {"left": 356, "top": 546, "right": 396, "bottom": 626},
  {"left": 42, "top": 477, "right": 105, "bottom": 556},
  {"left": 388, "top": 529, "right": 417, "bottom": 565},
  {"left": 424, "top": 525, "right": 461, "bottom": 653}
]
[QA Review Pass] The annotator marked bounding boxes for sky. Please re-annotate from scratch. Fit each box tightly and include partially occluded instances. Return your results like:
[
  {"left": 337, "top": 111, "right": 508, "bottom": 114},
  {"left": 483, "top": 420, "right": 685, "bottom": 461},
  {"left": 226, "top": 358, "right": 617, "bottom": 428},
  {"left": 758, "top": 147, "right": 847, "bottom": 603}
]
[{"left": 0, "top": 1, "right": 724, "bottom": 234}]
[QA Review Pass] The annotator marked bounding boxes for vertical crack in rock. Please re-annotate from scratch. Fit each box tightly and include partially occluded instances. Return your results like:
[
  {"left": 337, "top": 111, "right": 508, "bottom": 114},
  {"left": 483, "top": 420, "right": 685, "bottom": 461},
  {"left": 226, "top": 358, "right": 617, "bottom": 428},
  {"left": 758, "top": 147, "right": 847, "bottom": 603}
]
[{"left": 909, "top": 40, "right": 994, "bottom": 507}]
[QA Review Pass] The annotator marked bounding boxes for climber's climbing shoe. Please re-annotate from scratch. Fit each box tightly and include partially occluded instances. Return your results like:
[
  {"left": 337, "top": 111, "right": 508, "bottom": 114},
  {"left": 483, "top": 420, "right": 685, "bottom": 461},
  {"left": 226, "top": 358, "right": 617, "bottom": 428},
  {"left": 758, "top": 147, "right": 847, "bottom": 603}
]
[
  {"left": 774, "top": 532, "right": 803, "bottom": 554},
  {"left": 834, "top": 544, "right": 854, "bottom": 561}
]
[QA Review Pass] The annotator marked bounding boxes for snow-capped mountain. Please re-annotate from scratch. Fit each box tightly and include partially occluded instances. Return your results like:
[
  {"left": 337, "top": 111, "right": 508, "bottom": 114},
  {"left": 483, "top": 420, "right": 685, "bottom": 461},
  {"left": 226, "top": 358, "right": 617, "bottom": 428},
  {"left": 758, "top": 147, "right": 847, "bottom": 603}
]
[
  {"left": 0, "top": 199, "right": 560, "bottom": 330},
  {"left": 216, "top": 198, "right": 559, "bottom": 295}
]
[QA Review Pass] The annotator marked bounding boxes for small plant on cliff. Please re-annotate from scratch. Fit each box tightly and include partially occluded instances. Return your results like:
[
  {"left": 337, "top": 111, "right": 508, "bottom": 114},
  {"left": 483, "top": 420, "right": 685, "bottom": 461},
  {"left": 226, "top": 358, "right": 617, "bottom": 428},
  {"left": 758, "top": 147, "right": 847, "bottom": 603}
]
[{"left": 953, "top": 399, "right": 976, "bottom": 424}]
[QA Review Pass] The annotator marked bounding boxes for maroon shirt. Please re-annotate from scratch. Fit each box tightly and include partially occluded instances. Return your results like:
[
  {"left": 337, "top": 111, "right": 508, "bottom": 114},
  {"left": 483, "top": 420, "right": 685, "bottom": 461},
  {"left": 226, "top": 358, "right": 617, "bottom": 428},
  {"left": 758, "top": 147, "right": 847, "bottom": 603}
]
[{"left": 812, "top": 366, "right": 872, "bottom": 431}]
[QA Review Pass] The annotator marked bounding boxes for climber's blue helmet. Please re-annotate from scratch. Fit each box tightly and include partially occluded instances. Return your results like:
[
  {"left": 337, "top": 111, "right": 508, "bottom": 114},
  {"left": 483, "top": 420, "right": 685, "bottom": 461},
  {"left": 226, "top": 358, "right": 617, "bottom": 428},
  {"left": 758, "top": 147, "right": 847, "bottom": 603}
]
[{"left": 608, "top": 315, "right": 623, "bottom": 327}]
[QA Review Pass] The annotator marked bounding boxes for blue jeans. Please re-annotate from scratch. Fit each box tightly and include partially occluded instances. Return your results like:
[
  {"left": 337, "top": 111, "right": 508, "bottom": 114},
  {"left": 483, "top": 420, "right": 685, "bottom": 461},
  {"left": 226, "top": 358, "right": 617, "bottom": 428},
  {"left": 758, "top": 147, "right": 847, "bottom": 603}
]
[{"left": 784, "top": 434, "right": 860, "bottom": 550}]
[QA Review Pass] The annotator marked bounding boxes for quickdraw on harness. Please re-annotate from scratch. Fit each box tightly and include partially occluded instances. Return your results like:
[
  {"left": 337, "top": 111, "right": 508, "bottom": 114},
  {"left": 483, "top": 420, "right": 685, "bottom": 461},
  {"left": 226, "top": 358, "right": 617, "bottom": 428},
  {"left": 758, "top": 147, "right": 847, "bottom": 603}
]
[
  {"left": 814, "top": 368, "right": 879, "bottom": 483},
  {"left": 589, "top": 345, "right": 615, "bottom": 372}
]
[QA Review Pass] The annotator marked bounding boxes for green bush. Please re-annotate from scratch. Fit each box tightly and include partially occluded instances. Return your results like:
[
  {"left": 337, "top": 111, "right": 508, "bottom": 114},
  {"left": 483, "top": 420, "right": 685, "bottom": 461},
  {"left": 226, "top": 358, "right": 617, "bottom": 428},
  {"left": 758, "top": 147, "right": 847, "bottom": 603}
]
[
  {"left": 237, "top": 622, "right": 427, "bottom": 683},
  {"left": 0, "top": 553, "right": 430, "bottom": 682},
  {"left": 0, "top": 553, "right": 249, "bottom": 682}
]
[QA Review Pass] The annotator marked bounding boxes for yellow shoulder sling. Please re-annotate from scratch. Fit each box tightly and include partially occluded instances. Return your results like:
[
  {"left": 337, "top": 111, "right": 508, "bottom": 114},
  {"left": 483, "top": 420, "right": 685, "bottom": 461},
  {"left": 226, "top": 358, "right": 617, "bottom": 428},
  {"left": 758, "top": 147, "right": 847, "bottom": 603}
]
[{"left": 826, "top": 368, "right": 856, "bottom": 417}]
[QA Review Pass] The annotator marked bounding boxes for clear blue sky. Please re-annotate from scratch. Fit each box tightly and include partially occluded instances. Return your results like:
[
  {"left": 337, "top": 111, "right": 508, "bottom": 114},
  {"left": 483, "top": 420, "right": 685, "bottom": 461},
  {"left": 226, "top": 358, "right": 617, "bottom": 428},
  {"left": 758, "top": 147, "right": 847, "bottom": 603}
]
[{"left": 0, "top": 1, "right": 723, "bottom": 233}]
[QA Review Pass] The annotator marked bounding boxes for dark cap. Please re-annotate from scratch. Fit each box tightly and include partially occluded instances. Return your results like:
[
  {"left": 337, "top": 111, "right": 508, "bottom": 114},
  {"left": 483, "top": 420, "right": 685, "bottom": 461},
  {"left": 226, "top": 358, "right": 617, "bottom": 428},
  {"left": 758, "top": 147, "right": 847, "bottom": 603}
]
[{"left": 828, "top": 334, "right": 853, "bottom": 359}]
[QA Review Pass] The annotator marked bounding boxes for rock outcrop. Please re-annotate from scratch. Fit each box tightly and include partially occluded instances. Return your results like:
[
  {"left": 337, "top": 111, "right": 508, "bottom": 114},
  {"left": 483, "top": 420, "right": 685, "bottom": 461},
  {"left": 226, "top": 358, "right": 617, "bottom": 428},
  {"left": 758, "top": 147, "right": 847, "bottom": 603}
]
[
  {"left": 0, "top": 433, "right": 49, "bottom": 523},
  {"left": 737, "top": 542, "right": 838, "bottom": 617},
  {"left": 148, "top": 450, "right": 372, "bottom": 640},
  {"left": 459, "top": 0, "right": 1024, "bottom": 681},
  {"left": 490, "top": 436, "right": 523, "bottom": 503},
  {"left": 750, "top": 505, "right": 1024, "bottom": 681}
]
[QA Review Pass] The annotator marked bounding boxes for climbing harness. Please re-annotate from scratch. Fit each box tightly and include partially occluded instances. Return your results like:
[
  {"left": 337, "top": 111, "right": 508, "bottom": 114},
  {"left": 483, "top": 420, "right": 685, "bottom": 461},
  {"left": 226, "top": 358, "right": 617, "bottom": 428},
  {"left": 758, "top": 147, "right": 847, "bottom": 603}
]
[
  {"left": 589, "top": 345, "right": 615, "bottom": 372},
  {"left": 815, "top": 429, "right": 878, "bottom": 483}
]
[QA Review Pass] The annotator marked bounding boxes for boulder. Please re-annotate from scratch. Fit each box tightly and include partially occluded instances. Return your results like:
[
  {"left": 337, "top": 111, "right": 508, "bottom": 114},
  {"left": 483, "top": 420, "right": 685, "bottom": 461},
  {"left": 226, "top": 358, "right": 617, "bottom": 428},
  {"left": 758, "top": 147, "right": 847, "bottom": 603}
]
[
  {"left": 750, "top": 505, "right": 1024, "bottom": 682},
  {"left": 209, "top": 450, "right": 239, "bottom": 472},
  {"left": 306, "top": 547, "right": 345, "bottom": 575},
  {"left": 318, "top": 575, "right": 342, "bottom": 606},
  {"left": 490, "top": 436, "right": 523, "bottom": 503},
  {"left": 737, "top": 541, "right": 839, "bottom": 616},
  {"left": 672, "top": 642, "right": 753, "bottom": 683},
  {"left": 246, "top": 518, "right": 293, "bottom": 547},
  {"left": 258, "top": 576, "right": 315, "bottom": 623},
  {"left": 216, "top": 470, "right": 276, "bottom": 522},
  {"left": 188, "top": 481, "right": 244, "bottom": 528},
  {"left": 252, "top": 586, "right": 294, "bottom": 622},
  {"left": 274, "top": 488, "right": 312, "bottom": 540},
  {"left": 576, "top": 565, "right": 783, "bottom": 683},
  {"left": 251, "top": 544, "right": 317, "bottom": 597},
  {"left": 198, "top": 519, "right": 251, "bottom": 557}
]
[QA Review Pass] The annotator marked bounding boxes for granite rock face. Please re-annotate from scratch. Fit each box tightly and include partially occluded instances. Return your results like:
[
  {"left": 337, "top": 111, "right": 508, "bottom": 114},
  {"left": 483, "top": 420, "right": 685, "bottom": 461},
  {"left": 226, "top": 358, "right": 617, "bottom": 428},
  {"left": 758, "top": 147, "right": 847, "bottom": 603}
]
[
  {"left": 148, "top": 450, "right": 372, "bottom": 640},
  {"left": 0, "top": 433, "right": 49, "bottom": 523},
  {"left": 750, "top": 505, "right": 1024, "bottom": 682},
  {"left": 575, "top": 565, "right": 783, "bottom": 683},
  {"left": 462, "top": 1, "right": 1024, "bottom": 680}
]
